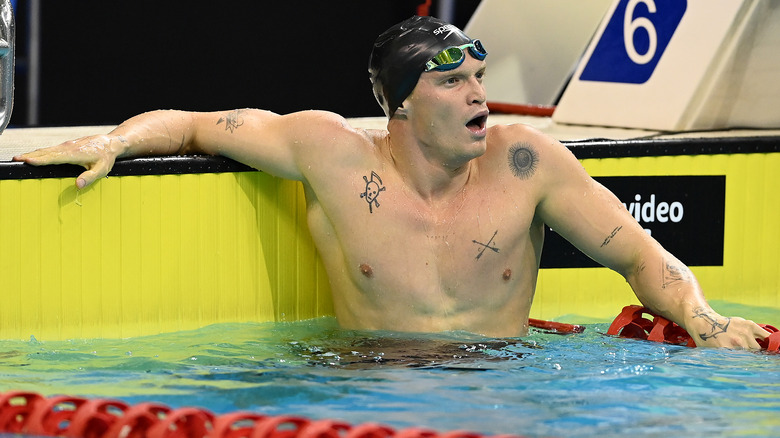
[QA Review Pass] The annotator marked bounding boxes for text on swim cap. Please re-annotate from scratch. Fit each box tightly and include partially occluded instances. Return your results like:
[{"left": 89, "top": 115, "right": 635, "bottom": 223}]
[{"left": 432, "top": 25, "right": 458, "bottom": 39}]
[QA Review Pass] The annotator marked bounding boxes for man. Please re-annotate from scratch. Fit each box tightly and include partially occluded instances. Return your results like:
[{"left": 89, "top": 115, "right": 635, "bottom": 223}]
[{"left": 14, "top": 16, "right": 769, "bottom": 348}]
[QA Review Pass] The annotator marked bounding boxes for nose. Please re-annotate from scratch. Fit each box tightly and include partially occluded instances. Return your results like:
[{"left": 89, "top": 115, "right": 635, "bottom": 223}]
[{"left": 468, "top": 77, "right": 486, "bottom": 106}]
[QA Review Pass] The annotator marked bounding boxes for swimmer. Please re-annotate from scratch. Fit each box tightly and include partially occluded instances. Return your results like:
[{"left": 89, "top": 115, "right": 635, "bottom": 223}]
[{"left": 14, "top": 16, "right": 769, "bottom": 348}]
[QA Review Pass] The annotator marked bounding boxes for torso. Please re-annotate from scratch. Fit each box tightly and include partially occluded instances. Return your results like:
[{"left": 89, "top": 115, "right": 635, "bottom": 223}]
[{"left": 300, "top": 124, "right": 545, "bottom": 337}]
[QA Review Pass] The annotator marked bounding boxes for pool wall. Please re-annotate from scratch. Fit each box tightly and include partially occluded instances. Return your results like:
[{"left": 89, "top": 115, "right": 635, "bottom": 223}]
[{"left": 0, "top": 135, "right": 778, "bottom": 340}]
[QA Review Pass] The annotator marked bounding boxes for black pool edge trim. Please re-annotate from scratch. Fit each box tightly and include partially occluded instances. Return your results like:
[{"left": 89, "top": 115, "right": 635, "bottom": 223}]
[
  {"left": 565, "top": 135, "right": 780, "bottom": 159},
  {"left": 1, "top": 136, "right": 778, "bottom": 180},
  {"left": 0, "top": 155, "right": 257, "bottom": 180}
]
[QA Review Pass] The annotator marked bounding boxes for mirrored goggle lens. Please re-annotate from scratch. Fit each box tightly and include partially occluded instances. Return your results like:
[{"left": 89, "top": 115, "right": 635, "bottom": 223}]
[
  {"left": 425, "top": 40, "right": 487, "bottom": 72},
  {"left": 429, "top": 47, "right": 465, "bottom": 69}
]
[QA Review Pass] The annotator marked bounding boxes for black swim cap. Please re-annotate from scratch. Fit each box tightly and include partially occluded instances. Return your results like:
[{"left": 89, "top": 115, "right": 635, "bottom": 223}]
[{"left": 368, "top": 16, "right": 476, "bottom": 118}]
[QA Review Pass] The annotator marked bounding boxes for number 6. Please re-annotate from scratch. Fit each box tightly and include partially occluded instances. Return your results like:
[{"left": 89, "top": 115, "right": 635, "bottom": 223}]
[{"left": 624, "top": 0, "right": 658, "bottom": 65}]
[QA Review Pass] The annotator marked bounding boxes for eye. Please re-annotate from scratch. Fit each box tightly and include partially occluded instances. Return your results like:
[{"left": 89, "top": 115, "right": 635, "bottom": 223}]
[{"left": 445, "top": 77, "right": 459, "bottom": 85}]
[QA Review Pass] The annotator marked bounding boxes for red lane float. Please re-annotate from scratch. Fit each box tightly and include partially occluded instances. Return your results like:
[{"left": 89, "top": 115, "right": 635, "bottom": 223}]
[
  {"left": 486, "top": 102, "right": 556, "bottom": 117},
  {"left": 608, "top": 305, "right": 780, "bottom": 351},
  {"left": 0, "top": 390, "right": 525, "bottom": 438},
  {"left": 528, "top": 318, "right": 585, "bottom": 334}
]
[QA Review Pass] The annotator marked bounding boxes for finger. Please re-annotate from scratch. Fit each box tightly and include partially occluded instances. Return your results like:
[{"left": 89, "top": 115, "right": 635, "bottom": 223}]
[
  {"left": 756, "top": 325, "right": 772, "bottom": 339},
  {"left": 13, "top": 145, "right": 85, "bottom": 166},
  {"left": 744, "top": 335, "right": 762, "bottom": 350},
  {"left": 76, "top": 159, "right": 114, "bottom": 189},
  {"left": 76, "top": 169, "right": 104, "bottom": 189}
]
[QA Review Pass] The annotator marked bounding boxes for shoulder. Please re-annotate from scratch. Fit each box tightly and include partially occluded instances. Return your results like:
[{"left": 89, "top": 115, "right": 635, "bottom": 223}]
[
  {"left": 284, "top": 111, "right": 388, "bottom": 176},
  {"left": 487, "top": 123, "right": 559, "bottom": 152},
  {"left": 485, "top": 123, "right": 574, "bottom": 173},
  {"left": 269, "top": 110, "right": 381, "bottom": 151}
]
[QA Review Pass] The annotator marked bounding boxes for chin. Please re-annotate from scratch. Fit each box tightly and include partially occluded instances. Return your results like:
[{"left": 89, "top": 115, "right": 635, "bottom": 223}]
[{"left": 468, "top": 138, "right": 488, "bottom": 157}]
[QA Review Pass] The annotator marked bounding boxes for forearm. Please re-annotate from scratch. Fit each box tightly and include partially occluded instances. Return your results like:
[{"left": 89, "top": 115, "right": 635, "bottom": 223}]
[
  {"left": 625, "top": 249, "right": 767, "bottom": 348},
  {"left": 627, "top": 251, "right": 712, "bottom": 334},
  {"left": 108, "top": 110, "right": 198, "bottom": 159}
]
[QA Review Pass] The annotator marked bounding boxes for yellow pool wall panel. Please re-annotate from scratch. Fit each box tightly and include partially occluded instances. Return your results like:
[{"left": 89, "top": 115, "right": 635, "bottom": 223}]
[
  {"left": 1, "top": 151, "right": 778, "bottom": 339},
  {"left": 533, "top": 152, "right": 780, "bottom": 321},
  {"left": 0, "top": 172, "right": 332, "bottom": 340}
]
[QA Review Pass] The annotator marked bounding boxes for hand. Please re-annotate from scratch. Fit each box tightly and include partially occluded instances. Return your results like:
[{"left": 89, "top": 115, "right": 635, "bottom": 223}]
[
  {"left": 12, "top": 134, "right": 125, "bottom": 189},
  {"left": 687, "top": 307, "right": 771, "bottom": 349}
]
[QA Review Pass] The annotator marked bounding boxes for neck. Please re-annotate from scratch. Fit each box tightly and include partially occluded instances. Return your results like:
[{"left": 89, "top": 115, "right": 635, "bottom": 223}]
[{"left": 385, "top": 122, "right": 474, "bottom": 205}]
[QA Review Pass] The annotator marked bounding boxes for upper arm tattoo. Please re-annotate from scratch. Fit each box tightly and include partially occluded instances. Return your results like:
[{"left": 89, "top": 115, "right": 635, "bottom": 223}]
[
  {"left": 217, "top": 109, "right": 246, "bottom": 133},
  {"left": 600, "top": 226, "right": 622, "bottom": 247},
  {"left": 508, "top": 143, "right": 538, "bottom": 179}
]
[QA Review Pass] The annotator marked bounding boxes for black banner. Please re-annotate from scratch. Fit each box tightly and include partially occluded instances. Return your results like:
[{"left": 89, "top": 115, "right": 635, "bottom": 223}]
[{"left": 540, "top": 175, "right": 726, "bottom": 268}]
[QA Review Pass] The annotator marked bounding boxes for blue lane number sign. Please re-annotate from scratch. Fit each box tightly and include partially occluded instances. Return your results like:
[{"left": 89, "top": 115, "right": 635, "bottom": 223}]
[{"left": 580, "top": 0, "right": 687, "bottom": 84}]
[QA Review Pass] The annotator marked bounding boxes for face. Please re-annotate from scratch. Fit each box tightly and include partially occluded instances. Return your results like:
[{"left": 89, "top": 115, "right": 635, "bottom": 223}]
[{"left": 402, "top": 56, "right": 489, "bottom": 166}]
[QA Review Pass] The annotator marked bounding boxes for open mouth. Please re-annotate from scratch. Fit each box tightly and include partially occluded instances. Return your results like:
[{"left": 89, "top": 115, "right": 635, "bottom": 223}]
[{"left": 466, "top": 114, "right": 488, "bottom": 132}]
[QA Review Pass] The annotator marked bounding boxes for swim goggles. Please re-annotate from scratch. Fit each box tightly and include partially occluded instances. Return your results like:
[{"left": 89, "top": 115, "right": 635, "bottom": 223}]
[{"left": 424, "top": 39, "right": 488, "bottom": 72}]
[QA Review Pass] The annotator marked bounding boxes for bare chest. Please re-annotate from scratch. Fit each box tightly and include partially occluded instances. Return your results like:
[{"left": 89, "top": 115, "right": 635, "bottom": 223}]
[{"left": 324, "top": 175, "right": 540, "bottom": 302}]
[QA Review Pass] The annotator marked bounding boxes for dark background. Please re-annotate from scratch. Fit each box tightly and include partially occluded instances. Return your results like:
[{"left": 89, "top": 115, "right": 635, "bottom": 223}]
[{"left": 9, "top": 0, "right": 481, "bottom": 127}]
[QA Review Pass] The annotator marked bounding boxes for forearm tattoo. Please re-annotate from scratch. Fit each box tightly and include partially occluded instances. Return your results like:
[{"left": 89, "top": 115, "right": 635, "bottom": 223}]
[
  {"left": 661, "top": 259, "right": 692, "bottom": 289},
  {"left": 508, "top": 143, "right": 538, "bottom": 179},
  {"left": 473, "top": 230, "right": 500, "bottom": 260},
  {"left": 600, "top": 226, "right": 622, "bottom": 247},
  {"left": 217, "top": 109, "right": 246, "bottom": 133},
  {"left": 692, "top": 306, "right": 731, "bottom": 340}
]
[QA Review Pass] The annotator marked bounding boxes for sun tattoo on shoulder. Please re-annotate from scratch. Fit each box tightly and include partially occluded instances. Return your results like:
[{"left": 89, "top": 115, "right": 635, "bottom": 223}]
[{"left": 508, "top": 143, "right": 538, "bottom": 179}]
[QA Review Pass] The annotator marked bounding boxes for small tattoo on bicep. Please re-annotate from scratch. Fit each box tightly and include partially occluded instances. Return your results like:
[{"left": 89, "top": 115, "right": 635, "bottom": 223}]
[
  {"left": 473, "top": 230, "right": 500, "bottom": 260},
  {"left": 600, "top": 226, "right": 622, "bottom": 247},
  {"left": 661, "top": 259, "right": 691, "bottom": 289},
  {"left": 692, "top": 306, "right": 731, "bottom": 340},
  {"left": 508, "top": 143, "right": 538, "bottom": 179},
  {"left": 360, "top": 171, "right": 386, "bottom": 213},
  {"left": 217, "top": 109, "right": 246, "bottom": 133}
]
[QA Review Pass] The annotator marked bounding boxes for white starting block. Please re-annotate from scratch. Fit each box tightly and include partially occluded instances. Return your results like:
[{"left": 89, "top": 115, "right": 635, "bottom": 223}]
[
  {"left": 464, "top": 0, "right": 614, "bottom": 107},
  {"left": 553, "top": 0, "right": 780, "bottom": 130}
]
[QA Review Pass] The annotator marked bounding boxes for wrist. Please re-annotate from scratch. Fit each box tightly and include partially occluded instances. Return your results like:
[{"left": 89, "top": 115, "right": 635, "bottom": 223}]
[
  {"left": 684, "top": 306, "right": 731, "bottom": 344},
  {"left": 107, "top": 133, "right": 131, "bottom": 158}
]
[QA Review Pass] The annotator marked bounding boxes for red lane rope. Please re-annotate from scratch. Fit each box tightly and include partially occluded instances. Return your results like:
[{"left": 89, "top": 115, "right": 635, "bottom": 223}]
[
  {"left": 487, "top": 102, "right": 556, "bottom": 118},
  {"left": 0, "top": 390, "right": 525, "bottom": 438},
  {"left": 608, "top": 305, "right": 780, "bottom": 351},
  {"left": 528, "top": 318, "right": 585, "bottom": 334}
]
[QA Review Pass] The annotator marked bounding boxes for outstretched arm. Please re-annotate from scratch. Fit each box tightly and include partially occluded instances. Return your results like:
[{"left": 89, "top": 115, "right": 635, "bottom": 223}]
[
  {"left": 13, "top": 108, "right": 346, "bottom": 188},
  {"left": 529, "top": 128, "right": 769, "bottom": 349}
]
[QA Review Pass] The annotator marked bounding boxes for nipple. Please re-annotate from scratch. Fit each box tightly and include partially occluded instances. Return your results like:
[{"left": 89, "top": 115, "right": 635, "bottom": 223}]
[
  {"left": 360, "top": 263, "right": 374, "bottom": 278},
  {"left": 502, "top": 269, "right": 512, "bottom": 281}
]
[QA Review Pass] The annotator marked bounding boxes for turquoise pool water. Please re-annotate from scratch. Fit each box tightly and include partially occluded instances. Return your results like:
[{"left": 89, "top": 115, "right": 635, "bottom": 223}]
[{"left": 0, "top": 305, "right": 778, "bottom": 437}]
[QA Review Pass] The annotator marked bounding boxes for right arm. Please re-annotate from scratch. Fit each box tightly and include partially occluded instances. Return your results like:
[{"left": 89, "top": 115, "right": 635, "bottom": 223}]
[{"left": 13, "top": 108, "right": 350, "bottom": 188}]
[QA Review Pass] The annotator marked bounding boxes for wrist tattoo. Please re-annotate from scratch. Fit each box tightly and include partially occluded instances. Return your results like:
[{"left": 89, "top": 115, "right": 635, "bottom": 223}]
[{"left": 692, "top": 306, "right": 731, "bottom": 340}]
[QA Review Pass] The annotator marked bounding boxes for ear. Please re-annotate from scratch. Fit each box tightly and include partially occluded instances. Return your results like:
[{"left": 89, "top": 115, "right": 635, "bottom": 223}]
[{"left": 394, "top": 104, "right": 408, "bottom": 118}]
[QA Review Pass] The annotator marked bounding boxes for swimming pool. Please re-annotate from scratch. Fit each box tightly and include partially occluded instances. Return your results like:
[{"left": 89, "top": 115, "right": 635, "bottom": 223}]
[
  {"left": 1, "top": 304, "right": 777, "bottom": 437},
  {"left": 1, "top": 123, "right": 779, "bottom": 437}
]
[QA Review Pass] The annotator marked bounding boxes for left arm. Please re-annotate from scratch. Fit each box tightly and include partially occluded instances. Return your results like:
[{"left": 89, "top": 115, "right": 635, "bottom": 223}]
[{"left": 526, "top": 127, "right": 769, "bottom": 348}]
